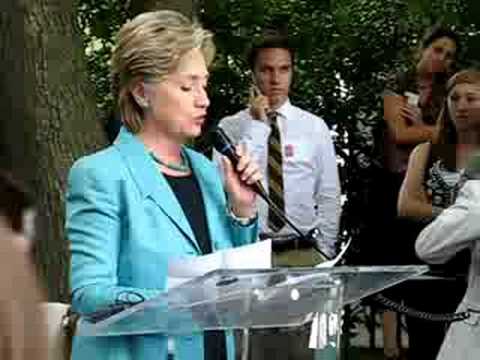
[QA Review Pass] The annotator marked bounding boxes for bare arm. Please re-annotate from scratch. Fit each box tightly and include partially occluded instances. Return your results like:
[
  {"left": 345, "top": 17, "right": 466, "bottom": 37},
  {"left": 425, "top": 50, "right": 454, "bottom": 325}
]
[
  {"left": 398, "top": 142, "right": 434, "bottom": 219},
  {"left": 383, "top": 94, "right": 436, "bottom": 145}
]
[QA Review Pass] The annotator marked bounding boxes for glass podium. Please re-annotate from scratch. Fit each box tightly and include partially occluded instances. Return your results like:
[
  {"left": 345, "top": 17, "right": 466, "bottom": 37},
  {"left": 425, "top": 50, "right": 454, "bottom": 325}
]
[{"left": 77, "top": 265, "right": 428, "bottom": 358}]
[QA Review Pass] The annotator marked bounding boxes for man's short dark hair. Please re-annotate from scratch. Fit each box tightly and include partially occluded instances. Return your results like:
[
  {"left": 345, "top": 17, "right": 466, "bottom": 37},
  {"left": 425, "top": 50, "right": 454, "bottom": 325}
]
[{"left": 247, "top": 35, "right": 295, "bottom": 70}]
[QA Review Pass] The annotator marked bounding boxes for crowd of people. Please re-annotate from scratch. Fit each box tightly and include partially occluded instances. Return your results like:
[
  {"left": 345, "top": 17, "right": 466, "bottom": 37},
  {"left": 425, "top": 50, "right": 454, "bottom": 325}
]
[{"left": 1, "top": 8, "right": 480, "bottom": 360}]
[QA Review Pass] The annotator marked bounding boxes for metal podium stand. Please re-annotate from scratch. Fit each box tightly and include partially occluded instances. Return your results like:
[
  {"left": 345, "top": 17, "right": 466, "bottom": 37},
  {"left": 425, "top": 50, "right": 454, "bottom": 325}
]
[{"left": 77, "top": 265, "right": 428, "bottom": 359}]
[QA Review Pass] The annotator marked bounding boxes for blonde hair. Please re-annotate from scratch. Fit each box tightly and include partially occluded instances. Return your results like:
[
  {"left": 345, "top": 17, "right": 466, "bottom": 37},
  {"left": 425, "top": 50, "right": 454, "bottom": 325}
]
[
  {"left": 436, "top": 69, "right": 480, "bottom": 145},
  {"left": 431, "top": 69, "right": 480, "bottom": 170},
  {"left": 111, "top": 10, "right": 215, "bottom": 133},
  {"left": 446, "top": 68, "right": 480, "bottom": 94}
]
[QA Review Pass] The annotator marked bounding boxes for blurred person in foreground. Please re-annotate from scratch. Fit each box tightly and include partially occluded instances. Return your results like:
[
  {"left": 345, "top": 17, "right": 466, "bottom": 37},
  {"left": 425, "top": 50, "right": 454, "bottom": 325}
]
[
  {"left": 0, "top": 170, "right": 36, "bottom": 255},
  {"left": 0, "top": 171, "right": 47, "bottom": 360},
  {"left": 0, "top": 225, "right": 47, "bottom": 360},
  {"left": 66, "top": 10, "right": 261, "bottom": 360}
]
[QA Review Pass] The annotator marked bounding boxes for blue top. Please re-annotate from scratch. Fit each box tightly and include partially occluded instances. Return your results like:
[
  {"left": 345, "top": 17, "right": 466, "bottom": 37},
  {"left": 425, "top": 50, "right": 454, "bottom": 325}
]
[{"left": 66, "top": 127, "right": 258, "bottom": 360}]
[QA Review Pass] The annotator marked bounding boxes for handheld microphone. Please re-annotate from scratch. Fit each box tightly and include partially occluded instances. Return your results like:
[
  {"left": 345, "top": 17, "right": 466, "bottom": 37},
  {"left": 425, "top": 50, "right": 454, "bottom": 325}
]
[
  {"left": 211, "top": 127, "right": 269, "bottom": 200},
  {"left": 211, "top": 127, "right": 331, "bottom": 260}
]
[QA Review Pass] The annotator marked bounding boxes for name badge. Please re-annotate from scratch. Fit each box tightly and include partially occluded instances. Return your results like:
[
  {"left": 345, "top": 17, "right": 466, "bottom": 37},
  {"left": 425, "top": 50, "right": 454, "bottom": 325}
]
[{"left": 285, "top": 144, "right": 294, "bottom": 157}]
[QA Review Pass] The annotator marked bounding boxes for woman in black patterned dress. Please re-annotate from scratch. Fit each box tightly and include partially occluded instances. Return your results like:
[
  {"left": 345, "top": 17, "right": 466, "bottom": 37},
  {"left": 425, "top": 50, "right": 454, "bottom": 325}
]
[{"left": 398, "top": 69, "right": 480, "bottom": 360}]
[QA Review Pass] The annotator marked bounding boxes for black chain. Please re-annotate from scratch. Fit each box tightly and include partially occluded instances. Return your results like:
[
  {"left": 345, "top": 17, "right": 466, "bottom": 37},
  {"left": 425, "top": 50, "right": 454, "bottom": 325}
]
[{"left": 372, "top": 293, "right": 470, "bottom": 323}]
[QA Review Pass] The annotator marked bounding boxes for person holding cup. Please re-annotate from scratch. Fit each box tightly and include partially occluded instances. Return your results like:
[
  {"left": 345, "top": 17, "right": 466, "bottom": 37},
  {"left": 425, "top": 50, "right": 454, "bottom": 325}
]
[{"left": 379, "top": 25, "right": 461, "bottom": 360}]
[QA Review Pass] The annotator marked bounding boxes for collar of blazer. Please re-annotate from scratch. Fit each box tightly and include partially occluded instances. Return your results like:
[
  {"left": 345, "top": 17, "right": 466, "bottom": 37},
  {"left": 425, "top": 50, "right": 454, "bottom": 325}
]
[{"left": 112, "top": 127, "right": 222, "bottom": 253}]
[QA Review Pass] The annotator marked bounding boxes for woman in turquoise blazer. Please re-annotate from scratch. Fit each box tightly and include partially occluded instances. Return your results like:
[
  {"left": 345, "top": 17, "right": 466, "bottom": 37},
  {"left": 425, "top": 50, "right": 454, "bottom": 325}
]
[{"left": 66, "top": 11, "right": 260, "bottom": 360}]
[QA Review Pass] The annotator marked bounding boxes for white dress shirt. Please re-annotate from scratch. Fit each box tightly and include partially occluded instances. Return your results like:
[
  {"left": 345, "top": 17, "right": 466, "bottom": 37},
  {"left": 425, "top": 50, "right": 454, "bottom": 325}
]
[{"left": 215, "top": 99, "right": 341, "bottom": 257}]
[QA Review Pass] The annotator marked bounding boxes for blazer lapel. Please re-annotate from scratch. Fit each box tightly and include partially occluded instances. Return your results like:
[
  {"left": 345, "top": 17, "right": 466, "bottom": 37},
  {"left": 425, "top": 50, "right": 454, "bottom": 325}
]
[{"left": 113, "top": 128, "right": 200, "bottom": 252}]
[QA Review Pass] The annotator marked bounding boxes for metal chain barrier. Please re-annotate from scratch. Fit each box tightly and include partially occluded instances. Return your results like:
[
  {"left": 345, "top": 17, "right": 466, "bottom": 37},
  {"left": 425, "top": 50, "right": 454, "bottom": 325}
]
[{"left": 372, "top": 293, "right": 470, "bottom": 323}]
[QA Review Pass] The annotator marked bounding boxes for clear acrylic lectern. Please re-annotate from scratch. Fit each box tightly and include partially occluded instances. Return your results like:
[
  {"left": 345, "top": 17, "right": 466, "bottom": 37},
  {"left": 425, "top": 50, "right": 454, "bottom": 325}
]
[{"left": 76, "top": 265, "right": 428, "bottom": 359}]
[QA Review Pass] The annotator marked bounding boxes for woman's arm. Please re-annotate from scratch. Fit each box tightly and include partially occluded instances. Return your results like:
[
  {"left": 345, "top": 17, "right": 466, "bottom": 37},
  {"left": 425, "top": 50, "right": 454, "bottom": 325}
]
[
  {"left": 416, "top": 181, "right": 480, "bottom": 264},
  {"left": 398, "top": 142, "right": 435, "bottom": 220},
  {"left": 66, "top": 159, "right": 161, "bottom": 315},
  {"left": 384, "top": 94, "right": 436, "bottom": 145}
]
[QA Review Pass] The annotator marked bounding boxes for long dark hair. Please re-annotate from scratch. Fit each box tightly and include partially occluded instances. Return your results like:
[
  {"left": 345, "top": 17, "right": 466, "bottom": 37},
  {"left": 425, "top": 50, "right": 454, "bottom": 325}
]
[
  {"left": 414, "top": 24, "right": 461, "bottom": 81},
  {"left": 420, "top": 24, "right": 461, "bottom": 56},
  {"left": 0, "top": 170, "right": 34, "bottom": 233}
]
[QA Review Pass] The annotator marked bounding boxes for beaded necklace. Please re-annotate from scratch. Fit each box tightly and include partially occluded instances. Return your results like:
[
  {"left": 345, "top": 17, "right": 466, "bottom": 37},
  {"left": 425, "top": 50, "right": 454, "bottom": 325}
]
[{"left": 150, "top": 150, "right": 190, "bottom": 173}]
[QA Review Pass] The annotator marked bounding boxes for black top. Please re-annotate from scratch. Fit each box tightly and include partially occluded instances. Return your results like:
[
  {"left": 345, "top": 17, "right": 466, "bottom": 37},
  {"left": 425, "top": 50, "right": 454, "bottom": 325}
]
[
  {"left": 164, "top": 172, "right": 227, "bottom": 360},
  {"left": 422, "top": 145, "right": 470, "bottom": 278},
  {"left": 164, "top": 173, "right": 212, "bottom": 255}
]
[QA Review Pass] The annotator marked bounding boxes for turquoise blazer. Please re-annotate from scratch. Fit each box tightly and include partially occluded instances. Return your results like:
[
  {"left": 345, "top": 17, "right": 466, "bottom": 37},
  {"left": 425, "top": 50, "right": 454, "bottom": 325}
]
[{"left": 66, "top": 128, "right": 258, "bottom": 360}]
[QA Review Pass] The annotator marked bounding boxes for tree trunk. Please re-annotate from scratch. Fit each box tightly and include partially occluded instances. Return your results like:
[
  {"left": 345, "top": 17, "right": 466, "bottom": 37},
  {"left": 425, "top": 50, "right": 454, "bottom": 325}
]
[
  {"left": 0, "top": 1, "right": 37, "bottom": 183},
  {"left": 129, "top": 0, "right": 194, "bottom": 18},
  {"left": 0, "top": 0, "right": 107, "bottom": 301}
]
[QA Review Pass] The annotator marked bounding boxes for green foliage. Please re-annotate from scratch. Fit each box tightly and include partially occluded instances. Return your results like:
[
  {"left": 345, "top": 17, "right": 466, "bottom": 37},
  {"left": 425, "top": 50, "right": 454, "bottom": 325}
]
[
  {"left": 77, "top": 0, "right": 129, "bottom": 115},
  {"left": 77, "top": 0, "right": 480, "bottom": 256},
  {"left": 75, "top": 0, "right": 480, "bottom": 343},
  {"left": 199, "top": 0, "right": 480, "bottom": 256}
]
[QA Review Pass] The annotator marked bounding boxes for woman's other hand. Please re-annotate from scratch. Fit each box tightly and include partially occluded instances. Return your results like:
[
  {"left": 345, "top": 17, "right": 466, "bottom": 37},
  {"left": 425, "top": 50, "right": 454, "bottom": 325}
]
[{"left": 401, "top": 104, "right": 423, "bottom": 126}]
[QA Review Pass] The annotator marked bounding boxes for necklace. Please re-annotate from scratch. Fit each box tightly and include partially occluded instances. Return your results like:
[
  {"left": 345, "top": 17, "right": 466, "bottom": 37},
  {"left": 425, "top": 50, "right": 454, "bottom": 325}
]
[{"left": 150, "top": 150, "right": 190, "bottom": 173}]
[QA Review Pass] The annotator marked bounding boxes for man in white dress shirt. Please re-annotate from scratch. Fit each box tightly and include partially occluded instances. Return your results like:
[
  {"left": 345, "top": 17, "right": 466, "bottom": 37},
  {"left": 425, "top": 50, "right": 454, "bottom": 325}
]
[
  {"left": 216, "top": 35, "right": 341, "bottom": 261},
  {"left": 214, "top": 35, "right": 341, "bottom": 360}
]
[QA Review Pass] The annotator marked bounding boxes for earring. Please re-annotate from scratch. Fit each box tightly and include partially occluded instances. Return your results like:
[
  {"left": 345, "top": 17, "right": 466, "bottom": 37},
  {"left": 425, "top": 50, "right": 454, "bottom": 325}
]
[
  {"left": 135, "top": 96, "right": 149, "bottom": 109},
  {"left": 136, "top": 98, "right": 150, "bottom": 110}
]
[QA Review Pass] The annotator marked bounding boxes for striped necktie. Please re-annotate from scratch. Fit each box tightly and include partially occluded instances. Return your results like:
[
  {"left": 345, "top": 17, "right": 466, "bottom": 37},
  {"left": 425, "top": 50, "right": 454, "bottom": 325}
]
[{"left": 267, "top": 111, "right": 286, "bottom": 232}]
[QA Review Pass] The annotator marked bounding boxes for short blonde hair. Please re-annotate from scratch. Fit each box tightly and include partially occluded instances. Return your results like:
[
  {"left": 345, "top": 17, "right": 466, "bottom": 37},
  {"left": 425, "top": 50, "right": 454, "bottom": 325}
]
[{"left": 111, "top": 10, "right": 215, "bottom": 133}]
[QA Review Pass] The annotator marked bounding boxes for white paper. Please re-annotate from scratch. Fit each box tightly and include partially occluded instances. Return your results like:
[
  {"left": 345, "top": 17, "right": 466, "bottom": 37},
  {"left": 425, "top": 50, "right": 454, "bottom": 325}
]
[
  {"left": 309, "top": 239, "right": 351, "bottom": 348},
  {"left": 328, "top": 313, "right": 339, "bottom": 337},
  {"left": 308, "top": 312, "right": 328, "bottom": 349},
  {"left": 167, "top": 240, "right": 272, "bottom": 289},
  {"left": 315, "top": 238, "right": 352, "bottom": 268}
]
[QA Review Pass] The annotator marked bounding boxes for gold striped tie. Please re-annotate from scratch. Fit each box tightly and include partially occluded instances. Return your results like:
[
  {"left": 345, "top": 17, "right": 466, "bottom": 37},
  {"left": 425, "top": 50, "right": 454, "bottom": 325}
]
[{"left": 267, "top": 112, "right": 286, "bottom": 232}]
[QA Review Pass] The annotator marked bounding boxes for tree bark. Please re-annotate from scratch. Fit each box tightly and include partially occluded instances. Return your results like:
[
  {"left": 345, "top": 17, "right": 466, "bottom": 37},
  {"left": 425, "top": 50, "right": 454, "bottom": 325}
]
[
  {"left": 0, "top": 0, "right": 36, "bottom": 183},
  {"left": 129, "top": 0, "right": 194, "bottom": 18},
  {"left": 0, "top": 0, "right": 107, "bottom": 301}
]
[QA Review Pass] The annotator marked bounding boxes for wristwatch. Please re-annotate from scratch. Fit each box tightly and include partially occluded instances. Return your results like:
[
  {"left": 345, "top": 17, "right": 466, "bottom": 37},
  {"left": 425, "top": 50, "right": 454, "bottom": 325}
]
[{"left": 229, "top": 208, "right": 257, "bottom": 226}]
